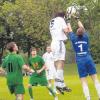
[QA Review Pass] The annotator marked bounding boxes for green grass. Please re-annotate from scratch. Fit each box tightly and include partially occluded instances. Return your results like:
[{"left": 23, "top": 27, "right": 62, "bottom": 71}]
[{"left": 0, "top": 64, "right": 100, "bottom": 100}]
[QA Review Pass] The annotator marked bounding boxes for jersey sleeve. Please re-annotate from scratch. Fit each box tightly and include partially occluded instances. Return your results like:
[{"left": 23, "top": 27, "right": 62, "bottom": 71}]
[
  {"left": 1, "top": 59, "right": 6, "bottom": 68},
  {"left": 42, "top": 54, "right": 46, "bottom": 62},
  {"left": 17, "top": 55, "right": 25, "bottom": 69},
  {"left": 40, "top": 57, "right": 45, "bottom": 66},
  {"left": 68, "top": 32, "right": 75, "bottom": 41}
]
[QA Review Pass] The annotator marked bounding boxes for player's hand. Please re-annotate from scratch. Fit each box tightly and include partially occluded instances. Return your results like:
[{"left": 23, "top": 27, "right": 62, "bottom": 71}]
[
  {"left": 30, "top": 69, "right": 35, "bottom": 73},
  {"left": 36, "top": 69, "right": 42, "bottom": 74}
]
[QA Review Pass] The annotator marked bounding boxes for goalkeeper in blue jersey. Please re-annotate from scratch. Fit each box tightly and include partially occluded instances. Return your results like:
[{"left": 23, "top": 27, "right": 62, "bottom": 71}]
[{"left": 66, "top": 17, "right": 100, "bottom": 100}]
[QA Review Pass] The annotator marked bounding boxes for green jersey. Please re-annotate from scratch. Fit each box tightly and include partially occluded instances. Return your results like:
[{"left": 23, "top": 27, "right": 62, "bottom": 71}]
[
  {"left": 29, "top": 55, "right": 45, "bottom": 76},
  {"left": 2, "top": 53, "right": 25, "bottom": 85}
]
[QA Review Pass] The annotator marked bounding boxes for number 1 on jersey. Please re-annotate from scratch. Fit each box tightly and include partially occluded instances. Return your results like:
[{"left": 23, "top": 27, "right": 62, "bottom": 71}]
[{"left": 78, "top": 44, "right": 83, "bottom": 52}]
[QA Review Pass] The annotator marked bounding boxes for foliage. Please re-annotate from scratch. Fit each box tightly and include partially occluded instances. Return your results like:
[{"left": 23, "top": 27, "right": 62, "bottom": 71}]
[{"left": 0, "top": 0, "right": 100, "bottom": 63}]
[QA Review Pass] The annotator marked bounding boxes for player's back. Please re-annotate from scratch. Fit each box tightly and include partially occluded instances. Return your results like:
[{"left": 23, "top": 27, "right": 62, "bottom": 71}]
[
  {"left": 3, "top": 53, "right": 23, "bottom": 85},
  {"left": 49, "top": 17, "right": 67, "bottom": 41}
]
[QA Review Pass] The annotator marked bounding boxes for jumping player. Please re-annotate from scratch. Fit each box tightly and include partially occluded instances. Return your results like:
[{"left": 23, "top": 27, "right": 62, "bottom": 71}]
[
  {"left": 67, "top": 18, "right": 100, "bottom": 100},
  {"left": 49, "top": 11, "right": 71, "bottom": 94}
]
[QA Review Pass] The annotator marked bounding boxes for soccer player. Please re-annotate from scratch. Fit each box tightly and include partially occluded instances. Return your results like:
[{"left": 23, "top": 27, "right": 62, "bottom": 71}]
[
  {"left": 0, "top": 42, "right": 34, "bottom": 100},
  {"left": 28, "top": 48, "right": 58, "bottom": 100},
  {"left": 67, "top": 18, "right": 100, "bottom": 100},
  {"left": 49, "top": 11, "right": 71, "bottom": 94},
  {"left": 42, "top": 46, "right": 57, "bottom": 94}
]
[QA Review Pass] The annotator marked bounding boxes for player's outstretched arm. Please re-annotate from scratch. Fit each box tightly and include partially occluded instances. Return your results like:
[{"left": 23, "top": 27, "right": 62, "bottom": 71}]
[{"left": 22, "top": 65, "right": 34, "bottom": 73}]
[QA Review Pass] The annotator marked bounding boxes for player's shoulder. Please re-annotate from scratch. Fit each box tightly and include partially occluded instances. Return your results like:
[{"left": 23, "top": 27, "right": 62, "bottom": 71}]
[
  {"left": 37, "top": 55, "right": 43, "bottom": 59},
  {"left": 42, "top": 52, "right": 47, "bottom": 56},
  {"left": 68, "top": 32, "right": 76, "bottom": 40},
  {"left": 16, "top": 54, "right": 23, "bottom": 59}
]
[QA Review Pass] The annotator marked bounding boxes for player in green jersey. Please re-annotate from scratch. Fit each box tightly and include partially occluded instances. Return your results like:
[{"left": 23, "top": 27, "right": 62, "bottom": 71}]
[
  {"left": 0, "top": 42, "right": 34, "bottom": 100},
  {"left": 28, "top": 48, "right": 58, "bottom": 100}
]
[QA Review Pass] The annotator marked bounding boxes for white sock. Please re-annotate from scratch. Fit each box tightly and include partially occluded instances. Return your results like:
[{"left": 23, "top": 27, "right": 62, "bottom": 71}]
[
  {"left": 94, "top": 80, "right": 100, "bottom": 98},
  {"left": 55, "top": 69, "right": 66, "bottom": 88},
  {"left": 82, "top": 83, "right": 90, "bottom": 100}
]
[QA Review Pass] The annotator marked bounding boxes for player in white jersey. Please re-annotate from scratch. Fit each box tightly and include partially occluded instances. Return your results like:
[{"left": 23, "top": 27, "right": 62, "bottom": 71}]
[
  {"left": 43, "top": 46, "right": 57, "bottom": 93},
  {"left": 49, "top": 11, "right": 71, "bottom": 94}
]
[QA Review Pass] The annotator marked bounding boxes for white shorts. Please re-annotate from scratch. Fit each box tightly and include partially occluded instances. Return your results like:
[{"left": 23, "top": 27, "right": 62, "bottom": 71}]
[
  {"left": 51, "top": 40, "right": 66, "bottom": 61},
  {"left": 46, "top": 63, "right": 57, "bottom": 80}
]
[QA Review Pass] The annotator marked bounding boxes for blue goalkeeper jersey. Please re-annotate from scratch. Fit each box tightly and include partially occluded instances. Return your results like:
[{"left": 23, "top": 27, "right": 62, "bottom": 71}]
[{"left": 69, "top": 32, "right": 90, "bottom": 58}]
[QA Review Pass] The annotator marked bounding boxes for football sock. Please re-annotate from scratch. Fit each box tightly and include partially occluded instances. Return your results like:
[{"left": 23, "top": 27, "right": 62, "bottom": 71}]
[
  {"left": 28, "top": 87, "right": 33, "bottom": 99},
  {"left": 94, "top": 80, "right": 100, "bottom": 98},
  {"left": 55, "top": 69, "right": 66, "bottom": 88},
  {"left": 82, "top": 83, "right": 90, "bottom": 100}
]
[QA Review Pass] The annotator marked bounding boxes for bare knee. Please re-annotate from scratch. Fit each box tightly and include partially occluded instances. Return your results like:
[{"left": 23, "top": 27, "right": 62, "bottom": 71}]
[
  {"left": 28, "top": 84, "right": 32, "bottom": 88},
  {"left": 16, "top": 94, "right": 23, "bottom": 100}
]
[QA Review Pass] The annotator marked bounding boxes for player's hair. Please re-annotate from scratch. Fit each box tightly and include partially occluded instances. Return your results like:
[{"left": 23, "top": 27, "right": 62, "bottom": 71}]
[
  {"left": 6, "top": 42, "right": 16, "bottom": 52},
  {"left": 30, "top": 47, "right": 37, "bottom": 52},
  {"left": 55, "top": 11, "right": 65, "bottom": 18},
  {"left": 77, "top": 27, "right": 85, "bottom": 35}
]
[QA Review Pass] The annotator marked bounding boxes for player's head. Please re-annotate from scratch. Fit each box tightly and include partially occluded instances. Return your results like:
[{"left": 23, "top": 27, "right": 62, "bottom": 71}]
[
  {"left": 7, "top": 42, "right": 18, "bottom": 52},
  {"left": 76, "top": 27, "right": 85, "bottom": 36},
  {"left": 31, "top": 47, "right": 37, "bottom": 56},
  {"left": 55, "top": 11, "right": 65, "bottom": 18},
  {"left": 46, "top": 46, "right": 51, "bottom": 53}
]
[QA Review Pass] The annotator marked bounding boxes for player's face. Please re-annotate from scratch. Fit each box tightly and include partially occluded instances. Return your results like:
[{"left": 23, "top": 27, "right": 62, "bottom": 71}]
[
  {"left": 31, "top": 50, "right": 37, "bottom": 56},
  {"left": 13, "top": 44, "right": 18, "bottom": 51},
  {"left": 46, "top": 47, "right": 51, "bottom": 53}
]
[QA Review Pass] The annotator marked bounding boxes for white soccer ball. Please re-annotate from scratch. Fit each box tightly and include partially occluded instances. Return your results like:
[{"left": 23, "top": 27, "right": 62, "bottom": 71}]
[{"left": 66, "top": 6, "right": 77, "bottom": 16}]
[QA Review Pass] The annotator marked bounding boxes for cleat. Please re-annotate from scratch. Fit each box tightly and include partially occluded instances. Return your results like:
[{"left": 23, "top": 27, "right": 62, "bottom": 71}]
[
  {"left": 63, "top": 87, "right": 72, "bottom": 92},
  {"left": 56, "top": 86, "right": 64, "bottom": 95}
]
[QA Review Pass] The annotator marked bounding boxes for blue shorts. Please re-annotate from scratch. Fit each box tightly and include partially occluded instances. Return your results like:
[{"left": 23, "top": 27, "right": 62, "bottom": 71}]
[{"left": 76, "top": 55, "right": 97, "bottom": 78}]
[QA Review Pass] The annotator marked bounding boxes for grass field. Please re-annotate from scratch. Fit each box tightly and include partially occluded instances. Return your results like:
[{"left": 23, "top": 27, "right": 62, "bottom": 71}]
[{"left": 0, "top": 64, "right": 100, "bottom": 100}]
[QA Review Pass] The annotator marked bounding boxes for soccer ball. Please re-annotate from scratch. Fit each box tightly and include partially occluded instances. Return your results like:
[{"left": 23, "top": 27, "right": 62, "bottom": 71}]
[{"left": 66, "top": 6, "right": 77, "bottom": 16}]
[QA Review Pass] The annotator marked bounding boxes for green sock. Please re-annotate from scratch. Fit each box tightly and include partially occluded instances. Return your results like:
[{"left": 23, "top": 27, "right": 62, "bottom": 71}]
[
  {"left": 47, "top": 86, "right": 56, "bottom": 97},
  {"left": 28, "top": 87, "right": 33, "bottom": 99}
]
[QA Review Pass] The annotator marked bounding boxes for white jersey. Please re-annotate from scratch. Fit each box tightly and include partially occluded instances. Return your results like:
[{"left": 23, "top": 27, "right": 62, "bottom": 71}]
[
  {"left": 49, "top": 17, "right": 68, "bottom": 41},
  {"left": 42, "top": 52, "right": 56, "bottom": 80},
  {"left": 42, "top": 52, "right": 54, "bottom": 64}
]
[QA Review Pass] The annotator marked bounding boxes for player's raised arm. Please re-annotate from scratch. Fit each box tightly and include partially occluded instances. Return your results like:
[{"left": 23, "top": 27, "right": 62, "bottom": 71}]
[
  {"left": 77, "top": 20, "right": 84, "bottom": 28},
  {"left": 67, "top": 22, "right": 73, "bottom": 33}
]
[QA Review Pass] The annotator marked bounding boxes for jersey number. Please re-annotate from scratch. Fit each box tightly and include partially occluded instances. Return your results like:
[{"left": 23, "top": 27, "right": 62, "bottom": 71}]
[
  {"left": 78, "top": 44, "right": 83, "bottom": 52},
  {"left": 8, "top": 63, "right": 13, "bottom": 72}
]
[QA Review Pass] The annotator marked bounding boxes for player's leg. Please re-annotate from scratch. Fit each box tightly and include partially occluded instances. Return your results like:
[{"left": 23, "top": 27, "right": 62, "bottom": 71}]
[
  {"left": 46, "top": 66, "right": 58, "bottom": 94},
  {"left": 80, "top": 77, "right": 90, "bottom": 100},
  {"left": 91, "top": 74, "right": 100, "bottom": 98},
  {"left": 16, "top": 94, "right": 24, "bottom": 100},
  {"left": 87, "top": 56, "right": 100, "bottom": 99},
  {"left": 77, "top": 60, "right": 90, "bottom": 100},
  {"left": 28, "top": 84, "right": 34, "bottom": 100},
  {"left": 15, "top": 84, "right": 25, "bottom": 100},
  {"left": 46, "top": 84, "right": 58, "bottom": 100},
  {"left": 55, "top": 60, "right": 71, "bottom": 93}
]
